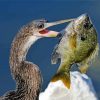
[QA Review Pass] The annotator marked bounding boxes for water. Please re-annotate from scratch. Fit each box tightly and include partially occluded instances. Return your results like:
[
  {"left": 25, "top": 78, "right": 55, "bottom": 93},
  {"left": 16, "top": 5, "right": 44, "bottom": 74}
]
[{"left": 0, "top": 0, "right": 100, "bottom": 98}]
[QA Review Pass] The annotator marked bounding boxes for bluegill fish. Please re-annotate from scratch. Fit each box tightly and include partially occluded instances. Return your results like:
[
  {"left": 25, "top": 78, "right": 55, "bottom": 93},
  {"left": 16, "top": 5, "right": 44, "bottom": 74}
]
[{"left": 51, "top": 14, "right": 99, "bottom": 89}]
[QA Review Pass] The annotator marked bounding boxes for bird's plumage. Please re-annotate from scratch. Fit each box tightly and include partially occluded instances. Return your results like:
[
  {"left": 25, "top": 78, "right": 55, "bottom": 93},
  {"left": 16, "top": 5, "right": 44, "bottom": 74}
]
[{"left": 0, "top": 18, "right": 72, "bottom": 100}]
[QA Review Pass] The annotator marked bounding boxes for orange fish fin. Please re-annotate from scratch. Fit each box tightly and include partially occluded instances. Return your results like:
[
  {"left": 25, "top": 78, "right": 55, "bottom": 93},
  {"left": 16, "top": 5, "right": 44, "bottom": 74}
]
[{"left": 51, "top": 72, "right": 71, "bottom": 89}]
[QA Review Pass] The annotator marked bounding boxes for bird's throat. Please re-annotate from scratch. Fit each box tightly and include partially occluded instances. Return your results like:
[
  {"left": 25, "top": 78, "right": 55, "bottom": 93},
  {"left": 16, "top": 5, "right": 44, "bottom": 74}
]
[{"left": 10, "top": 34, "right": 40, "bottom": 71}]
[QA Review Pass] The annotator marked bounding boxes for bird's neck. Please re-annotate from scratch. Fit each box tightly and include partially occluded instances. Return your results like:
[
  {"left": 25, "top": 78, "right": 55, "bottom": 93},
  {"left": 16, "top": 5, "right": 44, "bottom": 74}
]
[
  {"left": 9, "top": 32, "right": 41, "bottom": 99},
  {"left": 10, "top": 34, "right": 39, "bottom": 68}
]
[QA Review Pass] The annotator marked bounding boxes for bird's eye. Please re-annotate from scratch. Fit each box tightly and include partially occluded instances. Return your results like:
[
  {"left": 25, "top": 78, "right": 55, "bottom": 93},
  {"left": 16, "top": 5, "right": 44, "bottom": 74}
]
[{"left": 37, "top": 23, "right": 44, "bottom": 29}]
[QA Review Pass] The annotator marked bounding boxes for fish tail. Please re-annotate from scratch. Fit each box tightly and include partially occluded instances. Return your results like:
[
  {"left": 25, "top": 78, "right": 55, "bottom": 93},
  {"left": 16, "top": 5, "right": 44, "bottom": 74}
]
[{"left": 51, "top": 72, "right": 71, "bottom": 89}]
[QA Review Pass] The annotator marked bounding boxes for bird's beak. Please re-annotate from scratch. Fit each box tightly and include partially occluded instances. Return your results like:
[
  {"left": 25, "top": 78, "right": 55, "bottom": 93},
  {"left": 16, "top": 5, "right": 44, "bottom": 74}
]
[
  {"left": 44, "top": 18, "right": 75, "bottom": 29},
  {"left": 39, "top": 18, "right": 74, "bottom": 37}
]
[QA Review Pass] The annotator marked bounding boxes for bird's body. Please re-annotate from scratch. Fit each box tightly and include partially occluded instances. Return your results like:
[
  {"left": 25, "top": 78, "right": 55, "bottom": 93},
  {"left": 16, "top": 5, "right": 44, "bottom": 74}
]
[
  {"left": 0, "top": 18, "right": 73, "bottom": 100},
  {"left": 51, "top": 14, "right": 99, "bottom": 88}
]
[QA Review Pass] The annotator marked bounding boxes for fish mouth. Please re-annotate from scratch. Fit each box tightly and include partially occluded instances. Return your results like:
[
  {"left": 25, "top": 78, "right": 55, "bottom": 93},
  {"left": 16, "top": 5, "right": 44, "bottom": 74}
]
[
  {"left": 77, "top": 13, "right": 89, "bottom": 20},
  {"left": 74, "top": 13, "right": 91, "bottom": 25},
  {"left": 58, "top": 13, "right": 92, "bottom": 37}
]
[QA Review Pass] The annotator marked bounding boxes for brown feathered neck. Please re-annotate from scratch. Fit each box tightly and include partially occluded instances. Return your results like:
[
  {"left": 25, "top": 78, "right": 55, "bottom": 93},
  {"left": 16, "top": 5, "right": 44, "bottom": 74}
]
[{"left": 1, "top": 23, "right": 42, "bottom": 100}]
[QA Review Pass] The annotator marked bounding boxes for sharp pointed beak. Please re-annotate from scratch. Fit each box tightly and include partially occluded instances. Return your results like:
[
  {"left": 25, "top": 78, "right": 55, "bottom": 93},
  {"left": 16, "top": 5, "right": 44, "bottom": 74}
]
[
  {"left": 44, "top": 18, "right": 75, "bottom": 29},
  {"left": 39, "top": 18, "right": 75, "bottom": 37}
]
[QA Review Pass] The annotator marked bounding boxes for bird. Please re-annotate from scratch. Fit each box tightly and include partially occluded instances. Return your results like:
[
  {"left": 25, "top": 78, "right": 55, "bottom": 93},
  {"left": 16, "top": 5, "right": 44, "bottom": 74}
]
[{"left": 0, "top": 18, "right": 73, "bottom": 100}]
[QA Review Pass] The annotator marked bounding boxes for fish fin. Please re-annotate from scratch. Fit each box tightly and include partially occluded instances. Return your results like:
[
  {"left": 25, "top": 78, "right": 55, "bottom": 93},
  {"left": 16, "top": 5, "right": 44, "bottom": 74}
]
[
  {"left": 78, "top": 43, "right": 99, "bottom": 73},
  {"left": 51, "top": 44, "right": 60, "bottom": 64},
  {"left": 51, "top": 72, "right": 70, "bottom": 89}
]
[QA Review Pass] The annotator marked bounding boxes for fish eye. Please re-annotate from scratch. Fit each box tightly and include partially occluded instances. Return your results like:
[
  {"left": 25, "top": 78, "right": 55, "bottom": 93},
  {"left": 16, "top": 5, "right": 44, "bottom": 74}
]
[
  {"left": 81, "top": 36, "right": 86, "bottom": 41},
  {"left": 80, "top": 34, "right": 87, "bottom": 41}
]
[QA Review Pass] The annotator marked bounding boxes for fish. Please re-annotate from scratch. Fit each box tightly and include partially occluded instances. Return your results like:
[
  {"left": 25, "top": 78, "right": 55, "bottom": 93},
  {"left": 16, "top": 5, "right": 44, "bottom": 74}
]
[{"left": 51, "top": 14, "right": 99, "bottom": 89}]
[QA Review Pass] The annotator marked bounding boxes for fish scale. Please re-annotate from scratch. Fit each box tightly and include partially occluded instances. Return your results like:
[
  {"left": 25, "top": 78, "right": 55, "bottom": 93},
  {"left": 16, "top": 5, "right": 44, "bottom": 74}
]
[{"left": 51, "top": 14, "right": 99, "bottom": 89}]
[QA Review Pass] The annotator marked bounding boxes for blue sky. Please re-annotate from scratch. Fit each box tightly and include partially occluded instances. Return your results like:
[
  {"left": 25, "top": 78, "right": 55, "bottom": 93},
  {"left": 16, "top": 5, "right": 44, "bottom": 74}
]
[{"left": 0, "top": 0, "right": 100, "bottom": 98}]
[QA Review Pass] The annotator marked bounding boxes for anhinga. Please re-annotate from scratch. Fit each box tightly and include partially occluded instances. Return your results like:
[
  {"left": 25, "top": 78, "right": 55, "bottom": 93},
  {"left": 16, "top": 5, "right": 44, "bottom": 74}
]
[{"left": 0, "top": 18, "right": 73, "bottom": 100}]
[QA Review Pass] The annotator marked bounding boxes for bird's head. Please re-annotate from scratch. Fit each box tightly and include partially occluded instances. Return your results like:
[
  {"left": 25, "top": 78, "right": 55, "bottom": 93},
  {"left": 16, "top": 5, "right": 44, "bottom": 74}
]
[{"left": 28, "top": 18, "right": 74, "bottom": 38}]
